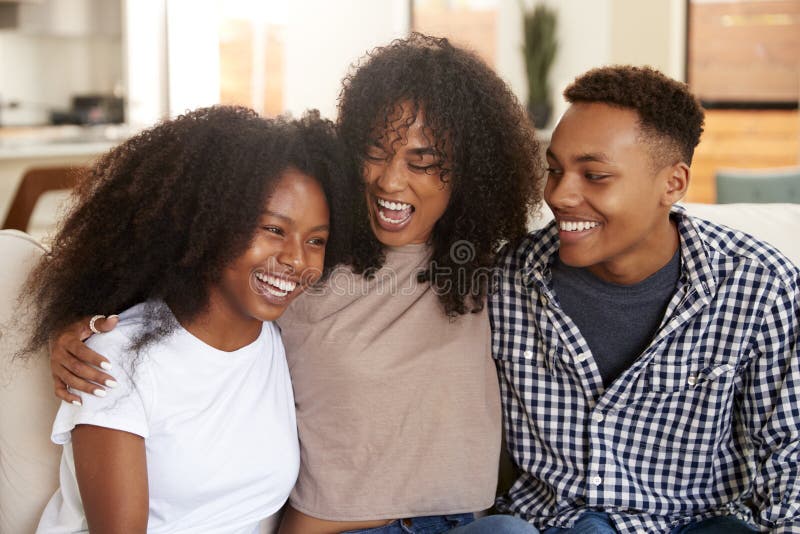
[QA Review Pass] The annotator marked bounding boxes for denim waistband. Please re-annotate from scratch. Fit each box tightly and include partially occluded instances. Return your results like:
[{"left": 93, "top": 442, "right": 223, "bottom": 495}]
[{"left": 340, "top": 512, "right": 475, "bottom": 534}]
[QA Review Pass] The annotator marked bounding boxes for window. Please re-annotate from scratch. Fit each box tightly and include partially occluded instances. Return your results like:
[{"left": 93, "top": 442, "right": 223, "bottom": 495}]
[
  {"left": 218, "top": 0, "right": 286, "bottom": 116},
  {"left": 411, "top": 0, "right": 498, "bottom": 67}
]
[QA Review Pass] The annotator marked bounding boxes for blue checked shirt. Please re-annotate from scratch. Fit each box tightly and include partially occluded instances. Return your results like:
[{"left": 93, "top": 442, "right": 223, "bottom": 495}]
[{"left": 490, "top": 207, "right": 800, "bottom": 533}]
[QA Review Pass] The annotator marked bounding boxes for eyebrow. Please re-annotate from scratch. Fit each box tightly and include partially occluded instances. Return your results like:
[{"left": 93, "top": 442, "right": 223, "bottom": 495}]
[
  {"left": 408, "top": 146, "right": 439, "bottom": 158},
  {"left": 371, "top": 138, "right": 438, "bottom": 155},
  {"left": 546, "top": 148, "right": 612, "bottom": 164},
  {"left": 264, "top": 211, "right": 330, "bottom": 233}
]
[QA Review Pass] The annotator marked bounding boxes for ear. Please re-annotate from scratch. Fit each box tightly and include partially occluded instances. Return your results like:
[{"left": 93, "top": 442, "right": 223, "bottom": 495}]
[{"left": 660, "top": 162, "right": 690, "bottom": 207}]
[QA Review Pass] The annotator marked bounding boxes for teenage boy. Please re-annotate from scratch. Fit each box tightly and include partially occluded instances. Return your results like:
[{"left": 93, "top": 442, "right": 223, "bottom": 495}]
[{"left": 490, "top": 66, "right": 800, "bottom": 533}]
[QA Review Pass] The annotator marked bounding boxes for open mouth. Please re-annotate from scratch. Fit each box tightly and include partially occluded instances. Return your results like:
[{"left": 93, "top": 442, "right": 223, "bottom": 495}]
[
  {"left": 252, "top": 272, "right": 298, "bottom": 299},
  {"left": 374, "top": 196, "right": 414, "bottom": 231}
]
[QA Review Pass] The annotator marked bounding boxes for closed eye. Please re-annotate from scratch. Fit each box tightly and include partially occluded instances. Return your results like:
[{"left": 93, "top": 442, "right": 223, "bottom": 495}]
[
  {"left": 408, "top": 162, "right": 439, "bottom": 172},
  {"left": 263, "top": 225, "right": 284, "bottom": 236}
]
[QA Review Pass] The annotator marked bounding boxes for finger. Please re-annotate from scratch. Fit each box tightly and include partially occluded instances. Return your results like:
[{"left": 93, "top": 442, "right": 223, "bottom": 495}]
[
  {"left": 54, "top": 359, "right": 111, "bottom": 398},
  {"left": 54, "top": 330, "right": 115, "bottom": 373},
  {"left": 94, "top": 314, "right": 120, "bottom": 334},
  {"left": 74, "top": 314, "right": 120, "bottom": 341},
  {"left": 63, "top": 340, "right": 118, "bottom": 385},
  {"left": 54, "top": 376, "right": 83, "bottom": 406}
]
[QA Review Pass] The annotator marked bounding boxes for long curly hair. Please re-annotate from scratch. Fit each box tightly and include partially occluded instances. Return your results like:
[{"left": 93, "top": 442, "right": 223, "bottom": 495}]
[
  {"left": 564, "top": 65, "right": 705, "bottom": 166},
  {"left": 24, "top": 105, "right": 354, "bottom": 353},
  {"left": 338, "top": 33, "right": 544, "bottom": 316}
]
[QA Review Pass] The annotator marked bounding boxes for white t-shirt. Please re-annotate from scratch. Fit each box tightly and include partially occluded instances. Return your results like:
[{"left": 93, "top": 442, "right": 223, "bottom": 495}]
[{"left": 36, "top": 302, "right": 299, "bottom": 534}]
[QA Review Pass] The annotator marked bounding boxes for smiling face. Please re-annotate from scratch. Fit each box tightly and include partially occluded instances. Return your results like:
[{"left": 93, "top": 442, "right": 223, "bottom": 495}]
[
  {"left": 210, "top": 167, "right": 330, "bottom": 330},
  {"left": 362, "top": 102, "right": 452, "bottom": 247},
  {"left": 545, "top": 102, "right": 688, "bottom": 285}
]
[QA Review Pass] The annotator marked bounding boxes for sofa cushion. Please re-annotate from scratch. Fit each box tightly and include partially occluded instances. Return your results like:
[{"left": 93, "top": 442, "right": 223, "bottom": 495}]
[
  {"left": 0, "top": 230, "right": 61, "bottom": 534},
  {"left": 681, "top": 202, "right": 800, "bottom": 266}
]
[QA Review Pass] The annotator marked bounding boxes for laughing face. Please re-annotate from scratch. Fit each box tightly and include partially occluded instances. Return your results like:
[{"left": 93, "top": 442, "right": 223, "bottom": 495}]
[
  {"left": 363, "top": 102, "right": 452, "bottom": 247},
  {"left": 545, "top": 102, "right": 688, "bottom": 285},
  {"left": 211, "top": 167, "right": 330, "bottom": 328}
]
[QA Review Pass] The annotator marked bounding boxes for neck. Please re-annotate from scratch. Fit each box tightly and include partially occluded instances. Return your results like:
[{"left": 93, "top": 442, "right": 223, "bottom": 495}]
[
  {"left": 587, "top": 217, "right": 680, "bottom": 286},
  {"left": 172, "top": 292, "right": 262, "bottom": 352}
]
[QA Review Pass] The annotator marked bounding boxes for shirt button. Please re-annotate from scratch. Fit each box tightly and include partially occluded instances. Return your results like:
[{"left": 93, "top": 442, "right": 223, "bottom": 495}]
[
  {"left": 575, "top": 353, "right": 589, "bottom": 363},
  {"left": 523, "top": 350, "right": 534, "bottom": 360},
  {"left": 687, "top": 375, "right": 697, "bottom": 386},
  {"left": 591, "top": 476, "right": 602, "bottom": 486},
  {"left": 592, "top": 412, "right": 604, "bottom": 423}
]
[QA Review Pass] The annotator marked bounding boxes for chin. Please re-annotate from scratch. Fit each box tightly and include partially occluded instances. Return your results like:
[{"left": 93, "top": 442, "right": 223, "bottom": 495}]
[
  {"left": 251, "top": 298, "right": 294, "bottom": 323},
  {"left": 557, "top": 250, "right": 595, "bottom": 269},
  {"left": 369, "top": 219, "right": 413, "bottom": 247}
]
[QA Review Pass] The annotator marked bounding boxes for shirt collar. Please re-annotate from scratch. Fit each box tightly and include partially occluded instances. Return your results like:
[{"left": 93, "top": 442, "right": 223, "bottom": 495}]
[{"left": 672, "top": 204, "right": 718, "bottom": 298}]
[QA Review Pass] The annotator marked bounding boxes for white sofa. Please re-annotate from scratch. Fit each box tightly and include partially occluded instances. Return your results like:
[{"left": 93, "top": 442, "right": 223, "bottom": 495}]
[
  {"left": 0, "top": 230, "right": 60, "bottom": 534},
  {"left": 1, "top": 203, "right": 799, "bottom": 533}
]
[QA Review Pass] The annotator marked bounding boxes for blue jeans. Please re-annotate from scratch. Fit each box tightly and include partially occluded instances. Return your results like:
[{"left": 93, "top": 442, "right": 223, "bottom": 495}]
[
  {"left": 670, "top": 515, "right": 758, "bottom": 534},
  {"left": 450, "top": 514, "right": 540, "bottom": 533},
  {"left": 340, "top": 513, "right": 474, "bottom": 534},
  {"left": 541, "top": 511, "right": 758, "bottom": 534},
  {"left": 543, "top": 512, "right": 618, "bottom": 534}
]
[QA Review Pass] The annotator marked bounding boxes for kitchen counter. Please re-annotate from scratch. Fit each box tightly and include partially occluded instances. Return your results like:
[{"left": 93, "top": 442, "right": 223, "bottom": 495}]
[{"left": 0, "top": 124, "right": 133, "bottom": 160}]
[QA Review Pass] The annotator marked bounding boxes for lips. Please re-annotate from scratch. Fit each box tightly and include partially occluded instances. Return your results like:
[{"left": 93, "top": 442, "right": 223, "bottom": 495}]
[{"left": 554, "top": 214, "right": 602, "bottom": 244}]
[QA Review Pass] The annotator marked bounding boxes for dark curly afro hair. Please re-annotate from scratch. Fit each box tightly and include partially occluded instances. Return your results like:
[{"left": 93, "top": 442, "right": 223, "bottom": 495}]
[
  {"left": 24, "top": 105, "right": 354, "bottom": 353},
  {"left": 338, "top": 33, "right": 544, "bottom": 317},
  {"left": 564, "top": 65, "right": 705, "bottom": 166}
]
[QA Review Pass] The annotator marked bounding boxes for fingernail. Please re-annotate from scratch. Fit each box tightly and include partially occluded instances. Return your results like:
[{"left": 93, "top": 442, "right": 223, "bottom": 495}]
[
  {"left": 105, "top": 379, "right": 118, "bottom": 388},
  {"left": 100, "top": 361, "right": 112, "bottom": 371},
  {"left": 93, "top": 388, "right": 107, "bottom": 397},
  {"left": 71, "top": 400, "right": 82, "bottom": 406},
  {"left": 109, "top": 314, "right": 119, "bottom": 320}
]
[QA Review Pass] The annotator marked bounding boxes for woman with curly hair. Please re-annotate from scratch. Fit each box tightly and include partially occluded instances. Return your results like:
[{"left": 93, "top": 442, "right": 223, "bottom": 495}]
[
  {"left": 274, "top": 34, "right": 543, "bottom": 534},
  {"left": 27, "top": 105, "right": 352, "bottom": 533},
  {"left": 46, "top": 34, "right": 544, "bottom": 534}
]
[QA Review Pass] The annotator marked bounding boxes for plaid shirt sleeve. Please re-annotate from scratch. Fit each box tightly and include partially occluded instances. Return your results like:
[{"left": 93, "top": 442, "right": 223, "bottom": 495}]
[{"left": 743, "top": 274, "right": 800, "bottom": 532}]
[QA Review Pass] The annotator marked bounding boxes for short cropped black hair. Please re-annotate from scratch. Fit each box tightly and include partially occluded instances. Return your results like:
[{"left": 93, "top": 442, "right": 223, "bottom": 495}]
[{"left": 564, "top": 65, "right": 705, "bottom": 166}]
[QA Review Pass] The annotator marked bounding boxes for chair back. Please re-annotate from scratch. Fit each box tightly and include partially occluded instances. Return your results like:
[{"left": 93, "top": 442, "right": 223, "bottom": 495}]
[
  {"left": 2, "top": 166, "right": 84, "bottom": 232},
  {"left": 715, "top": 167, "right": 800, "bottom": 204},
  {"left": 0, "top": 230, "right": 61, "bottom": 533}
]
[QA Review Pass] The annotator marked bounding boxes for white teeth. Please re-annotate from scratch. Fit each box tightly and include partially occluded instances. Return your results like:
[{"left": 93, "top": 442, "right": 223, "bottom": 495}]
[
  {"left": 254, "top": 272, "right": 297, "bottom": 295},
  {"left": 377, "top": 198, "right": 411, "bottom": 211},
  {"left": 378, "top": 210, "right": 412, "bottom": 225},
  {"left": 559, "top": 220, "right": 599, "bottom": 232}
]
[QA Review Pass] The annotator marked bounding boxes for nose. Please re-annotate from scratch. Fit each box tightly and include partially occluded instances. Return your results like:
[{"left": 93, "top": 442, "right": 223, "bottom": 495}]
[
  {"left": 277, "top": 236, "right": 305, "bottom": 274},
  {"left": 546, "top": 172, "right": 582, "bottom": 209},
  {"left": 372, "top": 157, "right": 407, "bottom": 194}
]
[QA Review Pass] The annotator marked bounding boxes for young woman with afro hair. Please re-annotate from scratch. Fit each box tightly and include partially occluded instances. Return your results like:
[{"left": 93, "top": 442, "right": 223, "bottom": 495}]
[
  {"left": 46, "top": 34, "right": 545, "bottom": 534},
  {"left": 27, "top": 105, "right": 353, "bottom": 533}
]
